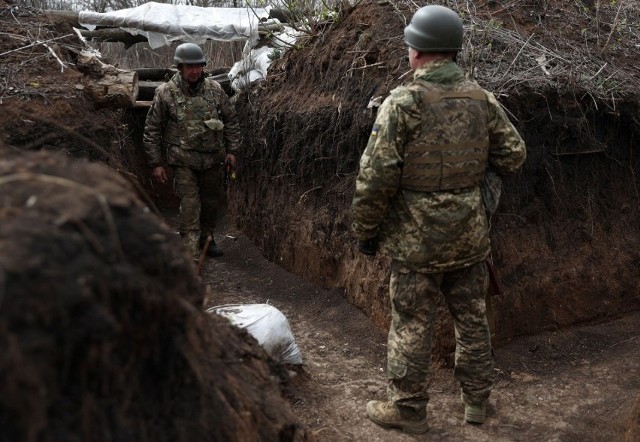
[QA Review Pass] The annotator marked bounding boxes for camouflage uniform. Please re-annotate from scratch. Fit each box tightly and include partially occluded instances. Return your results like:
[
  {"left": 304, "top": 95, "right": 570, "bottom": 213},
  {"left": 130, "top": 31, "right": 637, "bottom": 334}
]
[
  {"left": 143, "top": 73, "right": 240, "bottom": 246},
  {"left": 351, "top": 60, "right": 526, "bottom": 413}
]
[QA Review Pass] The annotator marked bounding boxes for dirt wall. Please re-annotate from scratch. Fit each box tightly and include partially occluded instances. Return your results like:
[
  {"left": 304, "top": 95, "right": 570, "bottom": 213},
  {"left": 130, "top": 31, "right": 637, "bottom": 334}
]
[
  {"left": 490, "top": 93, "right": 640, "bottom": 339},
  {"left": 228, "top": 1, "right": 640, "bottom": 361}
]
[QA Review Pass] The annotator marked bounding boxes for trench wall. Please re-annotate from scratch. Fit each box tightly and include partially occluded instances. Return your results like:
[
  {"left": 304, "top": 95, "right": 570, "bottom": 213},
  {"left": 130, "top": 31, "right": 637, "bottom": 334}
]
[{"left": 229, "top": 90, "right": 640, "bottom": 361}]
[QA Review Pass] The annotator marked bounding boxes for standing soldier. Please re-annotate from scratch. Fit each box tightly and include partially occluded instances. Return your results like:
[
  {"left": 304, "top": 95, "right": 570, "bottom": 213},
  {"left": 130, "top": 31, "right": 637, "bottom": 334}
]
[
  {"left": 144, "top": 43, "right": 241, "bottom": 258},
  {"left": 351, "top": 5, "right": 526, "bottom": 433}
]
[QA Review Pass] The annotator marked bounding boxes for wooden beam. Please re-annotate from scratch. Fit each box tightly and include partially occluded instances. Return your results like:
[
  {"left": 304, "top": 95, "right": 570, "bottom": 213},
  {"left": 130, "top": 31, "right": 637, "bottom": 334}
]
[
  {"left": 137, "top": 80, "right": 164, "bottom": 101},
  {"left": 134, "top": 68, "right": 177, "bottom": 81},
  {"left": 137, "top": 72, "right": 232, "bottom": 101},
  {"left": 134, "top": 100, "right": 153, "bottom": 108},
  {"left": 78, "top": 28, "right": 147, "bottom": 49}
]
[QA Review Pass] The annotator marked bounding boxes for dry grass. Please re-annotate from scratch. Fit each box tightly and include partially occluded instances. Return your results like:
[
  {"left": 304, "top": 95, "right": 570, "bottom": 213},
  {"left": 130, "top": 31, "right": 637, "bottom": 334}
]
[{"left": 393, "top": 0, "right": 640, "bottom": 106}]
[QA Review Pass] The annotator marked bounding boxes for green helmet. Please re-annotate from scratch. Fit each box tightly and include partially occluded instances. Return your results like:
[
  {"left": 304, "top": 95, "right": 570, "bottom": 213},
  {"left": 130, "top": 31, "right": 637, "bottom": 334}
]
[
  {"left": 173, "top": 43, "right": 206, "bottom": 66},
  {"left": 404, "top": 5, "right": 463, "bottom": 52}
]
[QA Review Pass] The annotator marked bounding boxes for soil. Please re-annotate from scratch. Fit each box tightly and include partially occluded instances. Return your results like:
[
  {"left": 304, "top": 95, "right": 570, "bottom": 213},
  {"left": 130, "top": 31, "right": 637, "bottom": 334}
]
[
  {"left": 209, "top": 1, "right": 640, "bottom": 437},
  {"left": 0, "top": 151, "right": 309, "bottom": 441},
  {"left": 231, "top": 0, "right": 640, "bottom": 353},
  {"left": 203, "top": 225, "right": 640, "bottom": 441},
  {"left": 1, "top": 0, "right": 639, "bottom": 440}
]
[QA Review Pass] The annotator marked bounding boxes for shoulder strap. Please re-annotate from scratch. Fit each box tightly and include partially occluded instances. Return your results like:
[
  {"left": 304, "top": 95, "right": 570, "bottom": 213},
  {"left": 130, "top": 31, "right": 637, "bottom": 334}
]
[{"left": 411, "top": 78, "right": 487, "bottom": 102}]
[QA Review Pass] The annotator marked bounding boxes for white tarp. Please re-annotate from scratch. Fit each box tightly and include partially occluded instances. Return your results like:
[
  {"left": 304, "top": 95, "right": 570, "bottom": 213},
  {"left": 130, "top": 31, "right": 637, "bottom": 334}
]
[{"left": 79, "top": 2, "right": 270, "bottom": 49}]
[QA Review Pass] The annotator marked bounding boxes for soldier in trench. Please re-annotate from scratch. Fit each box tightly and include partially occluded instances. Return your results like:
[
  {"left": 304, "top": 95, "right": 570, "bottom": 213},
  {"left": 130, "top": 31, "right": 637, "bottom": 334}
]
[
  {"left": 143, "top": 42, "right": 241, "bottom": 258},
  {"left": 351, "top": 5, "right": 526, "bottom": 433}
]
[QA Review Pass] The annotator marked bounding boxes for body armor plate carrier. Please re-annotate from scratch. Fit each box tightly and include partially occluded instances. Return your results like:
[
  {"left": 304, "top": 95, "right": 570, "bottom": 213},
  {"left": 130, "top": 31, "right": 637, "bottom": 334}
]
[
  {"left": 163, "top": 78, "right": 224, "bottom": 154},
  {"left": 401, "top": 79, "right": 490, "bottom": 192}
]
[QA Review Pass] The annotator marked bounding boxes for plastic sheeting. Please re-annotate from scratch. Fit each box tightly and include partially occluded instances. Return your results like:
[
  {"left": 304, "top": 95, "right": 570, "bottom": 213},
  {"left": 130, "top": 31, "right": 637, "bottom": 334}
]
[
  {"left": 228, "top": 46, "right": 273, "bottom": 91},
  {"left": 228, "top": 26, "right": 301, "bottom": 92},
  {"left": 208, "top": 303, "right": 303, "bottom": 365},
  {"left": 78, "top": 2, "right": 270, "bottom": 49}
]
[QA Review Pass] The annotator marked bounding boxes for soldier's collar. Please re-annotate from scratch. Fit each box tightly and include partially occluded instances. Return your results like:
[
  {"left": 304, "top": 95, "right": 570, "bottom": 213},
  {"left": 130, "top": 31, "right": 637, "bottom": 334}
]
[
  {"left": 413, "top": 60, "right": 463, "bottom": 84},
  {"left": 176, "top": 74, "right": 205, "bottom": 95}
]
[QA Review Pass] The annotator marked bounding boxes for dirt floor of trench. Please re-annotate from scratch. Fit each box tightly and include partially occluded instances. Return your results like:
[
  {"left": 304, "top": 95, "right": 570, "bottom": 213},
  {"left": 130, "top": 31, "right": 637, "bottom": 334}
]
[
  {"left": 1, "top": 0, "right": 639, "bottom": 440},
  {"left": 200, "top": 220, "right": 640, "bottom": 442}
]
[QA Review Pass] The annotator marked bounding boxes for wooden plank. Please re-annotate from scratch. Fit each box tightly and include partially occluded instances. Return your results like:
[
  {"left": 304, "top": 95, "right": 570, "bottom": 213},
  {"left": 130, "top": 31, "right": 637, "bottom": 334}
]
[{"left": 134, "top": 100, "right": 153, "bottom": 108}]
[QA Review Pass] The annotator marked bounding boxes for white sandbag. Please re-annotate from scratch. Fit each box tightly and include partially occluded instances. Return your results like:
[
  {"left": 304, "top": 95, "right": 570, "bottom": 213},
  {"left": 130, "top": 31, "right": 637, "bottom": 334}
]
[
  {"left": 270, "top": 26, "right": 302, "bottom": 49},
  {"left": 208, "top": 303, "right": 303, "bottom": 365},
  {"left": 254, "top": 50, "right": 273, "bottom": 77},
  {"left": 230, "top": 69, "right": 264, "bottom": 92},
  {"left": 227, "top": 27, "right": 302, "bottom": 92}
]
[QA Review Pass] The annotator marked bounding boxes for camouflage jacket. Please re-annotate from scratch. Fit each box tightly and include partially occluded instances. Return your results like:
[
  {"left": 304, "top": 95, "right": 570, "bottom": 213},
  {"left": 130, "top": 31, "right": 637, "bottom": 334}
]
[
  {"left": 143, "top": 73, "right": 241, "bottom": 170},
  {"left": 351, "top": 60, "right": 526, "bottom": 273}
]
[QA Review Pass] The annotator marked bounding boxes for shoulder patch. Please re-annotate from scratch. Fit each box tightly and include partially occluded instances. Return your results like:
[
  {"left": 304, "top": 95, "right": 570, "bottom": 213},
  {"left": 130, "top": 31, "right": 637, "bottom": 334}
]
[{"left": 371, "top": 124, "right": 380, "bottom": 137}]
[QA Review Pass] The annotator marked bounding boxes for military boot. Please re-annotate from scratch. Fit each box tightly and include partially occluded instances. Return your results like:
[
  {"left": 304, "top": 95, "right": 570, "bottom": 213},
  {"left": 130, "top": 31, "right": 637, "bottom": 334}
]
[
  {"left": 461, "top": 393, "right": 487, "bottom": 424},
  {"left": 464, "top": 401, "right": 486, "bottom": 424},
  {"left": 181, "top": 231, "right": 200, "bottom": 258},
  {"left": 200, "top": 235, "right": 223, "bottom": 257},
  {"left": 365, "top": 400, "right": 429, "bottom": 434}
]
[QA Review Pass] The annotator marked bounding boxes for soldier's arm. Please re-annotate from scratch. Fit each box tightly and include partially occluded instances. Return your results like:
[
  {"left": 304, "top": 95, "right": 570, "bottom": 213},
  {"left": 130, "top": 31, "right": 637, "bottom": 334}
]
[
  {"left": 351, "top": 92, "right": 408, "bottom": 240},
  {"left": 485, "top": 91, "right": 526, "bottom": 174},
  {"left": 143, "top": 88, "right": 168, "bottom": 168},
  {"left": 218, "top": 91, "right": 241, "bottom": 157}
]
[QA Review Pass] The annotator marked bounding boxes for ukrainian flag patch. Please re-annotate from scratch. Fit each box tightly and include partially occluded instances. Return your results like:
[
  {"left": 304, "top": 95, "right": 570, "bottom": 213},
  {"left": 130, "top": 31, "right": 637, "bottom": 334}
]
[{"left": 371, "top": 125, "right": 379, "bottom": 137}]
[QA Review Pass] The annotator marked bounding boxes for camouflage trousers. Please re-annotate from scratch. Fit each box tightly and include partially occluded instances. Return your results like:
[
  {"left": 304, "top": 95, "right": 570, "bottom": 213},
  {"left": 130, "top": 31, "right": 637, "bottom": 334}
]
[
  {"left": 173, "top": 165, "right": 226, "bottom": 239},
  {"left": 387, "top": 260, "right": 494, "bottom": 412}
]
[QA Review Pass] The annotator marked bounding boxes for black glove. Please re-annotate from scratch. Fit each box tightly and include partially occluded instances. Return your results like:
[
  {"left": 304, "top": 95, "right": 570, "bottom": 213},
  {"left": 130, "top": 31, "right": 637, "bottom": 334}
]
[{"left": 358, "top": 238, "right": 378, "bottom": 256}]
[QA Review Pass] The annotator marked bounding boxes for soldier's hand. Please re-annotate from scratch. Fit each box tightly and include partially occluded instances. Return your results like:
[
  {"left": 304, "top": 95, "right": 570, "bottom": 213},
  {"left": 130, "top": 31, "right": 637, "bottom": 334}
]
[
  {"left": 358, "top": 238, "right": 378, "bottom": 256},
  {"left": 152, "top": 166, "right": 168, "bottom": 184}
]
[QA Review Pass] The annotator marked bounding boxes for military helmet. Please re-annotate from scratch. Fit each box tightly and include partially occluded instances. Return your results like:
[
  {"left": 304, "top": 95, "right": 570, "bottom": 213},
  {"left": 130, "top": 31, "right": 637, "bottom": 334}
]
[
  {"left": 173, "top": 43, "right": 206, "bottom": 66},
  {"left": 404, "top": 5, "right": 463, "bottom": 52}
]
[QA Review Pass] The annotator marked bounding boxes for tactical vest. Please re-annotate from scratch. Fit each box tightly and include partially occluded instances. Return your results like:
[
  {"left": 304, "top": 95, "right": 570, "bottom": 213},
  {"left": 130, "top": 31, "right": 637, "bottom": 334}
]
[
  {"left": 400, "top": 79, "right": 490, "bottom": 192},
  {"left": 163, "top": 78, "right": 224, "bottom": 154}
]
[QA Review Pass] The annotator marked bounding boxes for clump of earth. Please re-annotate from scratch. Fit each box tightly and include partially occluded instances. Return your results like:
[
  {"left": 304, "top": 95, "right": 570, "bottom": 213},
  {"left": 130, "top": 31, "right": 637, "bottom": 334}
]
[{"left": 0, "top": 150, "right": 309, "bottom": 441}]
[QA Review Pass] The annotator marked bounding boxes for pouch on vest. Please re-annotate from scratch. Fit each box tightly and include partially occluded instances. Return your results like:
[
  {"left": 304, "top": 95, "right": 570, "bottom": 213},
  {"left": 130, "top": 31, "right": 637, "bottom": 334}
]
[{"left": 166, "top": 80, "right": 224, "bottom": 154}]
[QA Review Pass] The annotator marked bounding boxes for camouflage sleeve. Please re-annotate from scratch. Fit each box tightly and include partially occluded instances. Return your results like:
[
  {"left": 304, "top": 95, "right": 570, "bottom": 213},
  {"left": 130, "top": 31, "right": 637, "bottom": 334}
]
[
  {"left": 218, "top": 88, "right": 241, "bottom": 156},
  {"left": 351, "top": 89, "right": 409, "bottom": 240},
  {"left": 485, "top": 91, "right": 527, "bottom": 174},
  {"left": 142, "top": 87, "right": 168, "bottom": 168}
]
